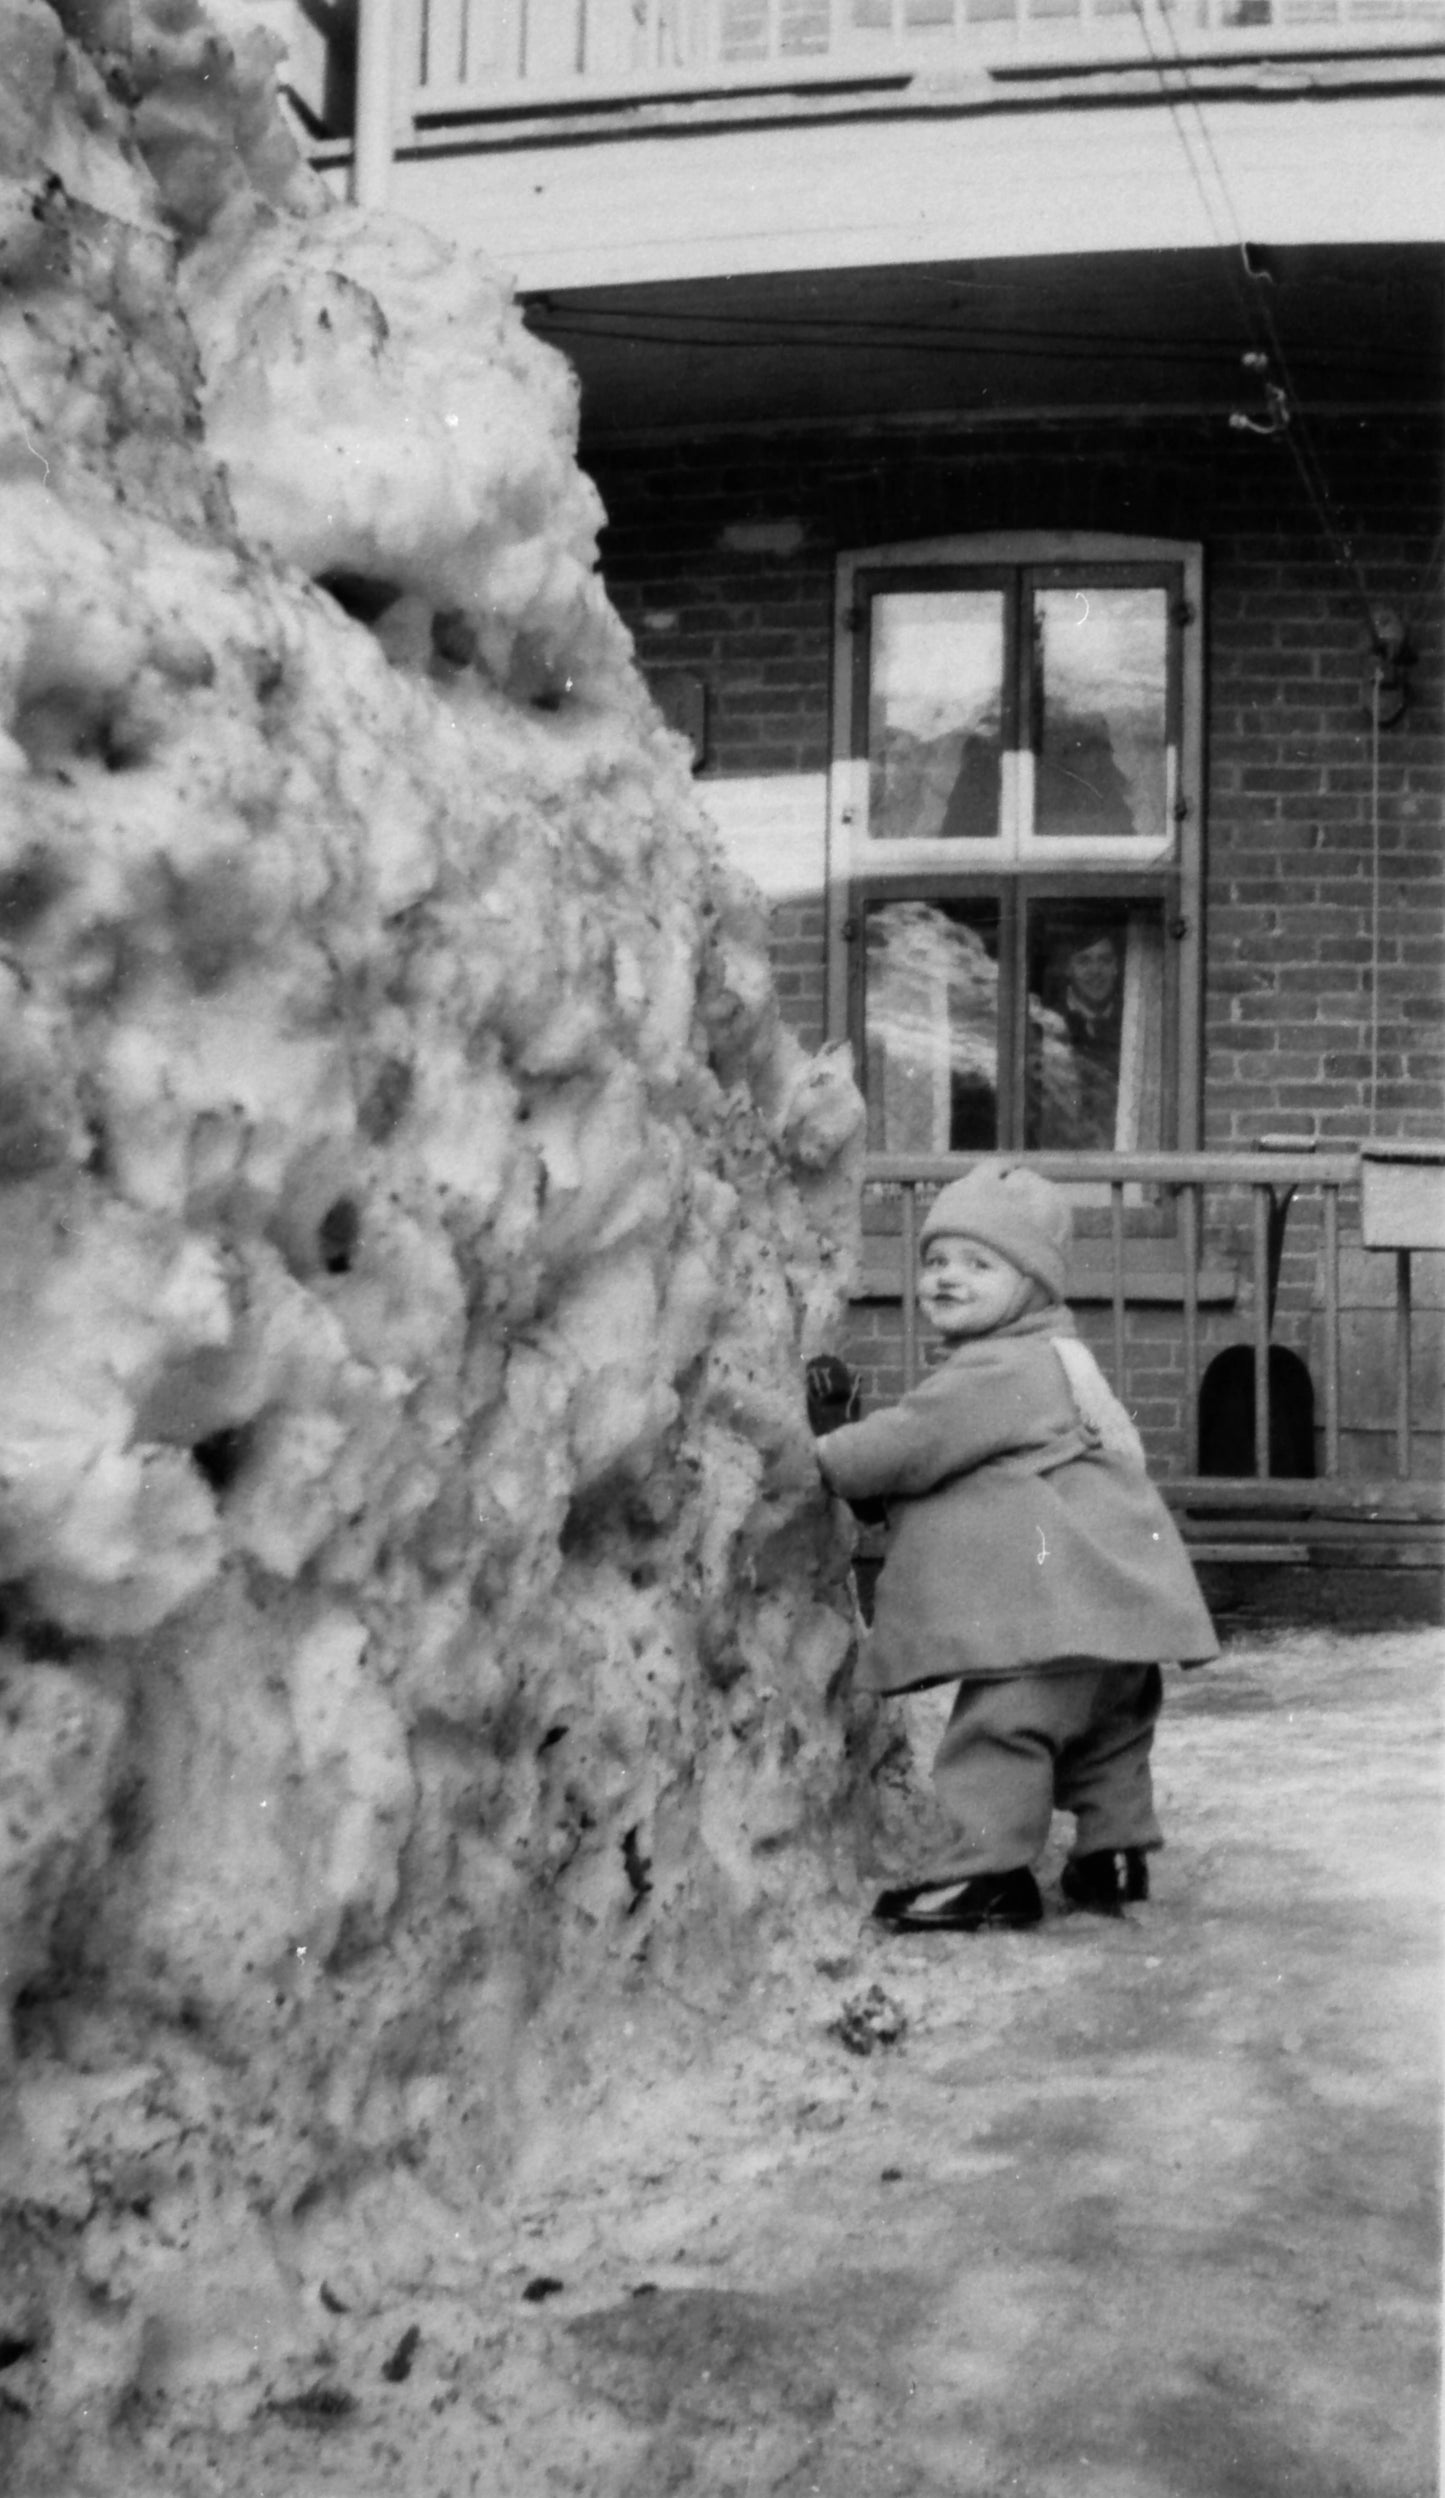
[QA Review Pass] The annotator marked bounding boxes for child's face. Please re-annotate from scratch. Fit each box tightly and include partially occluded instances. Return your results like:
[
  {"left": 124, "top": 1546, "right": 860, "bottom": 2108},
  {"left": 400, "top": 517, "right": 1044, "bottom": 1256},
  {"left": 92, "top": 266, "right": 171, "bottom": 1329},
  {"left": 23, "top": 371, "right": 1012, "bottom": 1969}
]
[{"left": 919, "top": 1235, "right": 1030, "bottom": 1341}]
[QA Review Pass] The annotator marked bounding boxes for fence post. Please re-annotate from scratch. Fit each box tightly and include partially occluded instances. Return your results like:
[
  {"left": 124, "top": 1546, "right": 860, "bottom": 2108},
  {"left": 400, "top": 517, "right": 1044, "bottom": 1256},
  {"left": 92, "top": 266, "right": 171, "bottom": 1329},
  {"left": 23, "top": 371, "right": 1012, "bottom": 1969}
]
[
  {"left": 1395, "top": 1248, "right": 1413, "bottom": 1478},
  {"left": 901, "top": 1182, "right": 919, "bottom": 1392},
  {"left": 1321, "top": 1184, "right": 1341, "bottom": 1478},
  {"left": 1109, "top": 1181, "right": 1126, "bottom": 1393},
  {"left": 1181, "top": 1179, "right": 1201, "bottom": 1473},
  {"left": 1252, "top": 1184, "right": 1272, "bottom": 1477}
]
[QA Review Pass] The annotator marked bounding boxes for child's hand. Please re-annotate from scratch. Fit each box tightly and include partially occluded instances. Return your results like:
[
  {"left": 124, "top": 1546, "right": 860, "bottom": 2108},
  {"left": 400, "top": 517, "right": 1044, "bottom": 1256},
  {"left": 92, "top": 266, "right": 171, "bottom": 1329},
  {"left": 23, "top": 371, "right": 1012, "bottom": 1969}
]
[{"left": 805, "top": 1353, "right": 859, "bottom": 1438}]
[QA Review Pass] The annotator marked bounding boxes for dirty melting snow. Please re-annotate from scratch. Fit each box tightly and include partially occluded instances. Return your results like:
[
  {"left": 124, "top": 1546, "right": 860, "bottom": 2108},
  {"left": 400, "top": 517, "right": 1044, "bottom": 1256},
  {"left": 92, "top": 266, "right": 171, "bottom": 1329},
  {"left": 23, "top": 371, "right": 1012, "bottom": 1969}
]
[{"left": 0, "top": 1, "right": 869, "bottom": 2479}]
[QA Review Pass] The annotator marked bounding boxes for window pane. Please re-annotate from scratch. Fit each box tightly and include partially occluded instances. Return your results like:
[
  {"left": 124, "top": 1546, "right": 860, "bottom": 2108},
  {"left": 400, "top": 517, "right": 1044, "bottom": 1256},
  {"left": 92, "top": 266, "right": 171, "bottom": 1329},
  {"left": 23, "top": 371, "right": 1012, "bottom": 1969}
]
[
  {"left": 864, "top": 897, "right": 1001, "bottom": 1152},
  {"left": 867, "top": 591, "right": 1005, "bottom": 841},
  {"left": 1023, "top": 900, "right": 1167, "bottom": 1151},
  {"left": 1033, "top": 586, "right": 1169, "bottom": 841}
]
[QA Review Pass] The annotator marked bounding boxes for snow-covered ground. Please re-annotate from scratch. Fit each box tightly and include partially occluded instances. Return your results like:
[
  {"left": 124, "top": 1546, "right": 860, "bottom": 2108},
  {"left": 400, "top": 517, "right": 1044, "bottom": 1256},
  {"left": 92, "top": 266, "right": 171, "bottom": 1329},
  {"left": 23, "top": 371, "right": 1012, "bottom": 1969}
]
[{"left": 41, "top": 1624, "right": 1435, "bottom": 2496}]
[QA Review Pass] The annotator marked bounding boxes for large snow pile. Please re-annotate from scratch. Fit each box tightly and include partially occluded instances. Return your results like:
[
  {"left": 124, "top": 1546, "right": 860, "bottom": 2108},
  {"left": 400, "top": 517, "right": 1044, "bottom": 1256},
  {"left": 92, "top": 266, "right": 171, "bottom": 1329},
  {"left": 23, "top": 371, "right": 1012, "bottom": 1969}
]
[{"left": 0, "top": 3, "right": 865, "bottom": 2478}]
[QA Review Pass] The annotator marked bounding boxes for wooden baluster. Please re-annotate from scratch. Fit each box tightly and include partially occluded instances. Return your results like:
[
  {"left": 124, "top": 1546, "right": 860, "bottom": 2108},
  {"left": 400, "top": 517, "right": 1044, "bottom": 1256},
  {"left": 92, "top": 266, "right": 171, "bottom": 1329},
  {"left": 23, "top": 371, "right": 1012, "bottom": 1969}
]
[
  {"left": 1110, "top": 1181, "right": 1126, "bottom": 1395},
  {"left": 493, "top": 0, "right": 524, "bottom": 80},
  {"left": 1252, "top": 1185, "right": 1271, "bottom": 1479},
  {"left": 427, "top": 0, "right": 465, "bottom": 88},
  {"left": 1181, "top": 1180, "right": 1200, "bottom": 1474},
  {"left": 1396, "top": 1248, "right": 1413, "bottom": 1479},
  {"left": 1322, "top": 1185, "right": 1341, "bottom": 1479},
  {"left": 901, "top": 1184, "right": 919, "bottom": 1392}
]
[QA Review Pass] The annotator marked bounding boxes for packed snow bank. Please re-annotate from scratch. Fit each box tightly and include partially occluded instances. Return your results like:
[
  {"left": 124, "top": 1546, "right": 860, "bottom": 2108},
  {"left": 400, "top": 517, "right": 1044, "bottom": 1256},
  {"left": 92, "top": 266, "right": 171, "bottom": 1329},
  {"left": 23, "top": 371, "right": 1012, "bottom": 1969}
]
[{"left": 0, "top": 3, "right": 866, "bottom": 2476}]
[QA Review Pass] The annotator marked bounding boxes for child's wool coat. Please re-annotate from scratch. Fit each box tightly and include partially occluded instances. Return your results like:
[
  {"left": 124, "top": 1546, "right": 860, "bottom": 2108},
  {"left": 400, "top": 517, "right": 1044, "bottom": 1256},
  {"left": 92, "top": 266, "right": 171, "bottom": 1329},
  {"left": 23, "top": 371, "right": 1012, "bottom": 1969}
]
[{"left": 818, "top": 1306, "right": 1218, "bottom": 1694}]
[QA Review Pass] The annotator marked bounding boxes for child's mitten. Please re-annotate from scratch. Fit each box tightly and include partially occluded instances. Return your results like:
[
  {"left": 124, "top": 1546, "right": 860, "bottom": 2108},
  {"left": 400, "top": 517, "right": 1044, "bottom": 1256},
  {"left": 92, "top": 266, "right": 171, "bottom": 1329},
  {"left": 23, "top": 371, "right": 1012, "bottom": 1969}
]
[{"left": 805, "top": 1352, "right": 860, "bottom": 1438}]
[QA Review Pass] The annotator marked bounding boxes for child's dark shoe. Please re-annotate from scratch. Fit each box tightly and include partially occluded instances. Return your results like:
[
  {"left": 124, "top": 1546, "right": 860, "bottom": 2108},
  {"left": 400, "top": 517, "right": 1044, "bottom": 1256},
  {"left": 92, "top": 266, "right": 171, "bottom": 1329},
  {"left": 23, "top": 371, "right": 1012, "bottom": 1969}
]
[
  {"left": 874, "top": 1868, "right": 1043, "bottom": 1932},
  {"left": 1060, "top": 1848, "right": 1151, "bottom": 1916}
]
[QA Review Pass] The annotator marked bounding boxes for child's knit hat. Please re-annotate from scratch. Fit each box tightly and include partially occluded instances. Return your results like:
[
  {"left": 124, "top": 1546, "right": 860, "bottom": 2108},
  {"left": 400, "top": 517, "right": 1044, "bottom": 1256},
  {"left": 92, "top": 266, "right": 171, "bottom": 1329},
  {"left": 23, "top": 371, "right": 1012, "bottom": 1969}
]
[{"left": 919, "top": 1162, "right": 1072, "bottom": 1300}]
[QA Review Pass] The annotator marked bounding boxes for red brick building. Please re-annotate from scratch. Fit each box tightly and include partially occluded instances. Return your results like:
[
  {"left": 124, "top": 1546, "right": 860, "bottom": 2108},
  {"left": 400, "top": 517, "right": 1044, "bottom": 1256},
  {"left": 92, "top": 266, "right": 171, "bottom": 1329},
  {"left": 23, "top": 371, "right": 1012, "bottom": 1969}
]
[{"left": 296, "top": 0, "right": 1444, "bottom": 1595}]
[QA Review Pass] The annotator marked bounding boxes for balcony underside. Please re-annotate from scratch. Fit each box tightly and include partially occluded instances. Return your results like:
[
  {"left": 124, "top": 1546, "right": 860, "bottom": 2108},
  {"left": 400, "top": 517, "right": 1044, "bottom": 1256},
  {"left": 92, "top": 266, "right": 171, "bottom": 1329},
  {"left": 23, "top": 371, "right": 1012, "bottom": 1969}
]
[{"left": 513, "top": 239, "right": 1444, "bottom": 441}]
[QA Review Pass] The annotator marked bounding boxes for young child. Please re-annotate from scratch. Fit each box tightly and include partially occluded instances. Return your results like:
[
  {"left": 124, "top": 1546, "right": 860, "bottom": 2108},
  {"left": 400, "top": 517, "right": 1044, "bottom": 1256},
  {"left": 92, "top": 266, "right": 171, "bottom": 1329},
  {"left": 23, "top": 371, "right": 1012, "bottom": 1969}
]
[{"left": 817, "top": 1161, "right": 1218, "bottom": 1932}]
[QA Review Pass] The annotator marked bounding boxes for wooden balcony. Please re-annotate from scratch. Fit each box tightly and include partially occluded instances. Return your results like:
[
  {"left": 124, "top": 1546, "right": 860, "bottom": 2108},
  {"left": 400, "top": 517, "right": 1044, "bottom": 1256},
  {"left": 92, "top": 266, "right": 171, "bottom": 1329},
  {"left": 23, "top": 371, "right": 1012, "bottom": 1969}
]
[
  {"left": 346, "top": 0, "right": 1445, "bottom": 131},
  {"left": 313, "top": 0, "right": 1445, "bottom": 295}
]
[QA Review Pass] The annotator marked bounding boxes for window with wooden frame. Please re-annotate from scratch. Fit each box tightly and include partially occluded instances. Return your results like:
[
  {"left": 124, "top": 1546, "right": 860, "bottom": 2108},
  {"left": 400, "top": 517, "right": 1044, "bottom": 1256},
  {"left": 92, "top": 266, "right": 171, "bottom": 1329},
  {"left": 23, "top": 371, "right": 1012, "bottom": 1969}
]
[{"left": 827, "top": 535, "right": 1204, "bottom": 1190}]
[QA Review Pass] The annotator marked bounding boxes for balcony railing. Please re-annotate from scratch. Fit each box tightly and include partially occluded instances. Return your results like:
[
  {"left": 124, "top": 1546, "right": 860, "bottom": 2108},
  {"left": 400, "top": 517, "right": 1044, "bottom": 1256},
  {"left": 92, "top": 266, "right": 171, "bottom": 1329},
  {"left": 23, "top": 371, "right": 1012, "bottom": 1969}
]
[
  {"left": 860, "top": 1148, "right": 1444, "bottom": 1568},
  {"left": 384, "top": 0, "right": 1445, "bottom": 122}
]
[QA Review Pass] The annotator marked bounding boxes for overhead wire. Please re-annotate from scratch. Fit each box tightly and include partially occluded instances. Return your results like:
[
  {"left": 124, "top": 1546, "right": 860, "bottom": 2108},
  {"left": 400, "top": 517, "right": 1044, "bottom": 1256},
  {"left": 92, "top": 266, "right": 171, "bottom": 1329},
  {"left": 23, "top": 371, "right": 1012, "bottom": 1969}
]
[
  {"left": 1369, "top": 649, "right": 1384, "bottom": 1132},
  {"left": 529, "top": 271, "right": 1433, "bottom": 362},
  {"left": 1124, "top": 0, "right": 1436, "bottom": 1133},
  {"left": 533, "top": 297, "right": 1253, "bottom": 365},
  {"left": 536, "top": 313, "right": 1225, "bottom": 363},
  {"left": 529, "top": 299, "right": 1434, "bottom": 398},
  {"left": 1124, "top": 0, "right": 1392, "bottom": 644}
]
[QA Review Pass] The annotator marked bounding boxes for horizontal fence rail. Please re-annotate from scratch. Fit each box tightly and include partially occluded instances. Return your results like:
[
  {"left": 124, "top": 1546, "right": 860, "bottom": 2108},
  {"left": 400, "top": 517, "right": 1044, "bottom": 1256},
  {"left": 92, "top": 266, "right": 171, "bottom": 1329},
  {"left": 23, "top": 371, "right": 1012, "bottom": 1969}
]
[
  {"left": 399, "top": 0, "right": 1445, "bottom": 113},
  {"left": 860, "top": 1149, "right": 1444, "bottom": 1568}
]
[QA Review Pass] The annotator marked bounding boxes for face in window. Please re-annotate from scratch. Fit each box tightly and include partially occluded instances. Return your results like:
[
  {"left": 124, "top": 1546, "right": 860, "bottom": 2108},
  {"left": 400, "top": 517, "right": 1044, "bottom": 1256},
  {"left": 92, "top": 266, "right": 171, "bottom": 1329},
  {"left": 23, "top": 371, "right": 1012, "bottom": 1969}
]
[
  {"left": 1064, "top": 934, "right": 1122, "bottom": 1018},
  {"left": 918, "top": 1235, "right": 1031, "bottom": 1341}
]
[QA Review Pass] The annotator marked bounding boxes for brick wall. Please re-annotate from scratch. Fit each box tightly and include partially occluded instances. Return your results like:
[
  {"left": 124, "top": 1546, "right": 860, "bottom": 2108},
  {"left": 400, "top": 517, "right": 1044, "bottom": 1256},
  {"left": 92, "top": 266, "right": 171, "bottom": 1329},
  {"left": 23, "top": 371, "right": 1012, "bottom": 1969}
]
[
  {"left": 590, "top": 413, "right": 1444, "bottom": 1470},
  {"left": 594, "top": 412, "right": 1442, "bottom": 1130},
  {"left": 767, "top": 894, "right": 828, "bottom": 1054}
]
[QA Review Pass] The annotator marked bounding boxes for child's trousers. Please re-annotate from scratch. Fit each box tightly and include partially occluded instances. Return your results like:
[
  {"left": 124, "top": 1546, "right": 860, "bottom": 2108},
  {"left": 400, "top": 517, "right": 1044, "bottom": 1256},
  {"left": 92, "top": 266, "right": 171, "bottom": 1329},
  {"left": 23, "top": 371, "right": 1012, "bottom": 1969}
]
[{"left": 929, "top": 1661, "right": 1163, "bottom": 1878}]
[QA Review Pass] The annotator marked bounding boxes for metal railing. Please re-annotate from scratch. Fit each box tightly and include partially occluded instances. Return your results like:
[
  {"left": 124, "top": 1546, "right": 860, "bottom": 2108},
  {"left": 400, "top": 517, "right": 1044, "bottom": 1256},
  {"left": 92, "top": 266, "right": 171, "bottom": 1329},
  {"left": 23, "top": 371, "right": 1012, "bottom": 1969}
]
[
  {"left": 862, "top": 1148, "right": 1444, "bottom": 1560},
  {"left": 386, "top": 0, "right": 1445, "bottom": 122}
]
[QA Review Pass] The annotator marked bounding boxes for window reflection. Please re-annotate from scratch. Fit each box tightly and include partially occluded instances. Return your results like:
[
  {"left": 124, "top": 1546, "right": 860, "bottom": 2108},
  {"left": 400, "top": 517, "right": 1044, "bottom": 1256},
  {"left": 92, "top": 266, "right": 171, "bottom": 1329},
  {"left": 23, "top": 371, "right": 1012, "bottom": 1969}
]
[
  {"left": 864, "top": 899, "right": 1002, "bottom": 1151},
  {"left": 1034, "top": 587, "right": 1169, "bottom": 841},
  {"left": 867, "top": 591, "right": 1005, "bottom": 841}
]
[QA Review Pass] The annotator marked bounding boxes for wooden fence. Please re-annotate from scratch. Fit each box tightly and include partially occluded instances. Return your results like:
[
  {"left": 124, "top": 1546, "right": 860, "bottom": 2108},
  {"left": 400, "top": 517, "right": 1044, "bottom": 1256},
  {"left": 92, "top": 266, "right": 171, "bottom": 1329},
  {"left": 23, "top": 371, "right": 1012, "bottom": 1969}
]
[{"left": 861, "top": 1148, "right": 1444, "bottom": 1570}]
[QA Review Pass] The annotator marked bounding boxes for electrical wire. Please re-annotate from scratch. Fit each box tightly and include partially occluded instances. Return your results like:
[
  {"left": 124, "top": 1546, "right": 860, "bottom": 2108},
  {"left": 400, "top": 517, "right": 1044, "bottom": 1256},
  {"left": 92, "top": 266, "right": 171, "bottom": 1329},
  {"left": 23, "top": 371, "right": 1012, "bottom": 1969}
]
[
  {"left": 1124, "top": 0, "right": 1393, "bottom": 644},
  {"left": 529, "top": 294, "right": 1433, "bottom": 383},
  {"left": 1369, "top": 651, "right": 1383, "bottom": 1134},
  {"left": 535, "top": 312, "right": 1220, "bottom": 364},
  {"left": 529, "top": 316, "right": 1436, "bottom": 423},
  {"left": 528, "top": 18, "right": 1438, "bottom": 641},
  {"left": 1123, "top": 0, "right": 1439, "bottom": 1153},
  {"left": 533, "top": 299, "right": 1228, "bottom": 364}
]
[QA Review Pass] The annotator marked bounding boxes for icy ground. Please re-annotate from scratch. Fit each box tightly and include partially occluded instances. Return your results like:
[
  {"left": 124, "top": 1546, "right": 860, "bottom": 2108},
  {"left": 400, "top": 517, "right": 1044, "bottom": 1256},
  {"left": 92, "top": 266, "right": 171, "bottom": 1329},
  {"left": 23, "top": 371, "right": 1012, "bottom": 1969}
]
[{"left": 85, "top": 1624, "right": 1441, "bottom": 2498}]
